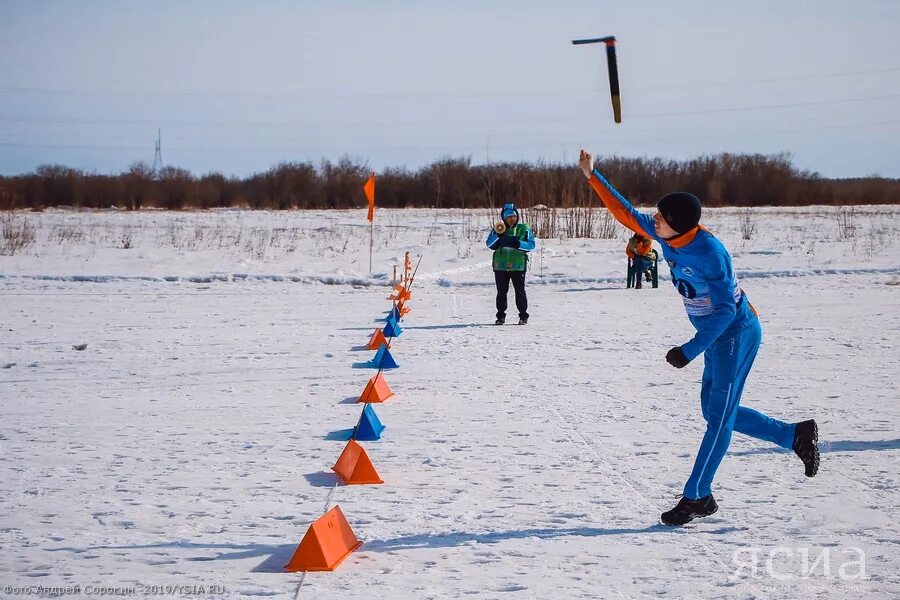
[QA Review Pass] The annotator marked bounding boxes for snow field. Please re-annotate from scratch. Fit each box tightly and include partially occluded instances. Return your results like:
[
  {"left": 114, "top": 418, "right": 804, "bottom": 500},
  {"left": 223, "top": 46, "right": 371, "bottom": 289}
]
[{"left": 1, "top": 206, "right": 898, "bottom": 598}]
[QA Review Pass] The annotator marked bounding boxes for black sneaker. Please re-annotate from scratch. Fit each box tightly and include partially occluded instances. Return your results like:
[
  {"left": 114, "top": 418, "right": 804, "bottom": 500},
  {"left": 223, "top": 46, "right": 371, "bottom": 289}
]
[
  {"left": 793, "top": 419, "right": 820, "bottom": 477},
  {"left": 518, "top": 316, "right": 528, "bottom": 325},
  {"left": 495, "top": 316, "right": 505, "bottom": 325},
  {"left": 660, "top": 495, "right": 718, "bottom": 526}
]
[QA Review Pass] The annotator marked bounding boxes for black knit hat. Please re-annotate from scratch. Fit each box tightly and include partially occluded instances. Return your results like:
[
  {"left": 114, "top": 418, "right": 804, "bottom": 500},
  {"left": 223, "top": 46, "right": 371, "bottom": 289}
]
[{"left": 657, "top": 192, "right": 701, "bottom": 234}]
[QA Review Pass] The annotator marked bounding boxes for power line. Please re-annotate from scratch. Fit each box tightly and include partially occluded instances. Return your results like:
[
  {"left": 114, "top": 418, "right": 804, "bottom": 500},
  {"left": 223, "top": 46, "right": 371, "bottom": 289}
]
[
  {"left": 633, "top": 93, "right": 900, "bottom": 118},
  {"left": 0, "top": 117, "right": 897, "bottom": 155},
  {"left": 634, "top": 66, "right": 900, "bottom": 92},
  {"left": 3, "top": 113, "right": 899, "bottom": 147},
  {"left": 0, "top": 93, "right": 897, "bottom": 130},
  {"left": 0, "top": 67, "right": 897, "bottom": 99}
]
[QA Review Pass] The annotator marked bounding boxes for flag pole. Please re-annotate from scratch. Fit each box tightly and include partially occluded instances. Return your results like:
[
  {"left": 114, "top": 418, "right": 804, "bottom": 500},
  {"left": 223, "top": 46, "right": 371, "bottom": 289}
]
[{"left": 363, "top": 172, "right": 376, "bottom": 276}]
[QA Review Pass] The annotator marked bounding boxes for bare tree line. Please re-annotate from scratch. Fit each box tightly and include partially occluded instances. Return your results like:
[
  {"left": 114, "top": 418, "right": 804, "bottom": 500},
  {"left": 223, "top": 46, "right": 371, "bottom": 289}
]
[{"left": 0, "top": 153, "right": 898, "bottom": 211}]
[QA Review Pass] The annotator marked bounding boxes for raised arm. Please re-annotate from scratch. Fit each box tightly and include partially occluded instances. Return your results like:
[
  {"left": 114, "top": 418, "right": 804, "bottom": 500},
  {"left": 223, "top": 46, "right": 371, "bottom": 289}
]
[{"left": 579, "top": 149, "right": 657, "bottom": 241}]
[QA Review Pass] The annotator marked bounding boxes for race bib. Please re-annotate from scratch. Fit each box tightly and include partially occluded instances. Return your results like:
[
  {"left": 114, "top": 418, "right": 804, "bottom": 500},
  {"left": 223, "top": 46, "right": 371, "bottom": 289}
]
[
  {"left": 682, "top": 296, "right": 713, "bottom": 316},
  {"left": 682, "top": 286, "right": 743, "bottom": 316}
]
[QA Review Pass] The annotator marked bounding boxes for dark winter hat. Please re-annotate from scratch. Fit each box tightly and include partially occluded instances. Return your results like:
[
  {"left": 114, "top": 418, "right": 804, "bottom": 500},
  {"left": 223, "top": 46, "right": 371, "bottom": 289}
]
[{"left": 656, "top": 192, "right": 701, "bottom": 234}]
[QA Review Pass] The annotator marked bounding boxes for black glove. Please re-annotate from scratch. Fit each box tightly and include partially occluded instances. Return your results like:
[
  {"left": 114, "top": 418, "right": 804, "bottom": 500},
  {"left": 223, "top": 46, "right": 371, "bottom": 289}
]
[
  {"left": 489, "top": 239, "right": 501, "bottom": 250},
  {"left": 665, "top": 346, "right": 690, "bottom": 369},
  {"left": 499, "top": 235, "right": 520, "bottom": 249}
]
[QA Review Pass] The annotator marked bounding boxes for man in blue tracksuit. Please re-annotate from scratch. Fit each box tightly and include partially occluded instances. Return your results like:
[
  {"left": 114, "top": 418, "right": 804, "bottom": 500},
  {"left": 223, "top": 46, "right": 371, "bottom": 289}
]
[{"left": 579, "top": 150, "right": 820, "bottom": 526}]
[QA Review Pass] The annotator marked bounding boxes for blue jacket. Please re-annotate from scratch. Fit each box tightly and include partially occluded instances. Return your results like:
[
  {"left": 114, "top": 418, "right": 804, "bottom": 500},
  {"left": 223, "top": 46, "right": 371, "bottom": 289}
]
[
  {"left": 588, "top": 169, "right": 746, "bottom": 361},
  {"left": 485, "top": 203, "right": 536, "bottom": 271}
]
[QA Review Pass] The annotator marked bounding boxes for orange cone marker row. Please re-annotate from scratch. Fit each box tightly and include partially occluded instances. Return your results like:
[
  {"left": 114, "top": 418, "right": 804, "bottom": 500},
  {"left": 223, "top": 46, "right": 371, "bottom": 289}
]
[{"left": 288, "top": 254, "right": 418, "bottom": 574}]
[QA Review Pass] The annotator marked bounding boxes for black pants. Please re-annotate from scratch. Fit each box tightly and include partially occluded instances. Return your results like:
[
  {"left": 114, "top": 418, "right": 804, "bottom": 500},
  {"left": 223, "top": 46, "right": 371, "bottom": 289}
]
[{"left": 495, "top": 270, "right": 528, "bottom": 319}]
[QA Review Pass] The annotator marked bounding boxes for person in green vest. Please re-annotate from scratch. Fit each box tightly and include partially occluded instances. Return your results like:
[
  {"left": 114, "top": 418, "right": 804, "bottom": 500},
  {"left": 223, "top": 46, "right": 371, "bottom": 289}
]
[{"left": 485, "top": 203, "right": 536, "bottom": 325}]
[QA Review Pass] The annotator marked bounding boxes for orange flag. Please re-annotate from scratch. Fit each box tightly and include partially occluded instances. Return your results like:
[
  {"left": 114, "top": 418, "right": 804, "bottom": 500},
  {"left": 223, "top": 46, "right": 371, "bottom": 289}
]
[{"left": 363, "top": 174, "right": 376, "bottom": 222}]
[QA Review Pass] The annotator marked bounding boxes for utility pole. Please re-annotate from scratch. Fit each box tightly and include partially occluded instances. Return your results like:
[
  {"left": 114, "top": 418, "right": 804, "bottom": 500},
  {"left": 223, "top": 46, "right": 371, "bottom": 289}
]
[{"left": 152, "top": 129, "right": 163, "bottom": 177}]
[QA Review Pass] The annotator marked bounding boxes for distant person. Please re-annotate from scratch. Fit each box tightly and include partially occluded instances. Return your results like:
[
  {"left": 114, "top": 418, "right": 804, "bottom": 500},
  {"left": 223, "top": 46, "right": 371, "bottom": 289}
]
[
  {"left": 626, "top": 232, "right": 654, "bottom": 289},
  {"left": 485, "top": 203, "right": 536, "bottom": 325},
  {"left": 579, "top": 149, "right": 819, "bottom": 526}
]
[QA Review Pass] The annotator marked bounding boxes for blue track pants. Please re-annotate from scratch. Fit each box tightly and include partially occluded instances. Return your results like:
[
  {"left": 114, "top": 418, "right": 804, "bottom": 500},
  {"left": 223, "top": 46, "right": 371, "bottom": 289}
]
[{"left": 684, "top": 301, "right": 797, "bottom": 499}]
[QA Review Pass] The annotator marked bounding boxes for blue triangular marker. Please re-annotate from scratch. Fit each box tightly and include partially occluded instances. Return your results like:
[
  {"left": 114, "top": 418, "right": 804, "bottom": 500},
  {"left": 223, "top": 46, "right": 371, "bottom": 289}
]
[
  {"left": 378, "top": 306, "right": 399, "bottom": 323},
  {"left": 372, "top": 343, "right": 399, "bottom": 369},
  {"left": 354, "top": 404, "right": 385, "bottom": 441},
  {"left": 383, "top": 316, "right": 403, "bottom": 338}
]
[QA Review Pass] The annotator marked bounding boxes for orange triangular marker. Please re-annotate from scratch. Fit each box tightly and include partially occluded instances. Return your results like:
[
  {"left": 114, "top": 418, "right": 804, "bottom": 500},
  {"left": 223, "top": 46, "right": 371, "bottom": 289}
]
[
  {"left": 284, "top": 505, "right": 363, "bottom": 572},
  {"left": 358, "top": 372, "right": 394, "bottom": 403},
  {"left": 363, "top": 175, "right": 375, "bottom": 222},
  {"left": 332, "top": 439, "right": 383, "bottom": 485},
  {"left": 389, "top": 284, "right": 411, "bottom": 302},
  {"left": 366, "top": 328, "right": 390, "bottom": 351}
]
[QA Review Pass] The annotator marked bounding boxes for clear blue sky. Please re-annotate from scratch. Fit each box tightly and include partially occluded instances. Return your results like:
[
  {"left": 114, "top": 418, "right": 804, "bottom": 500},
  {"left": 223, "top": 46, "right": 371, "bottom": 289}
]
[{"left": 2, "top": 0, "right": 899, "bottom": 178}]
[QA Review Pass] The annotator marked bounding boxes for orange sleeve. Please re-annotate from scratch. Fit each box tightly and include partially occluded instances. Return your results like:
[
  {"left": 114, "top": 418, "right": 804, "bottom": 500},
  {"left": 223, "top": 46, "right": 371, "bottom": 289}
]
[{"left": 587, "top": 172, "right": 655, "bottom": 239}]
